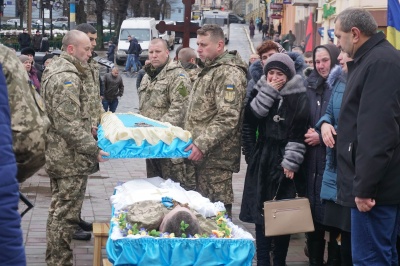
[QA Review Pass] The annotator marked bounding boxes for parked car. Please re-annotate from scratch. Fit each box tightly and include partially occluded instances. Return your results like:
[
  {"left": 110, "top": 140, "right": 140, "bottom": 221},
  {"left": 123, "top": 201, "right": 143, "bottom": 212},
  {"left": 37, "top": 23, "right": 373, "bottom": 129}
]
[
  {"left": 52, "top": 21, "right": 68, "bottom": 30},
  {"left": 32, "top": 19, "right": 50, "bottom": 30},
  {"left": 53, "top": 17, "right": 68, "bottom": 22},
  {"left": 6, "top": 19, "right": 27, "bottom": 29},
  {"left": 228, "top": 14, "right": 245, "bottom": 24}
]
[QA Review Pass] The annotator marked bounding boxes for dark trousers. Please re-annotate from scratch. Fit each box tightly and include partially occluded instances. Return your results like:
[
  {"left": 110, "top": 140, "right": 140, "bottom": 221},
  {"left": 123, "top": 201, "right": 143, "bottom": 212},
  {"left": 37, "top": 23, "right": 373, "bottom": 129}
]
[
  {"left": 255, "top": 224, "right": 290, "bottom": 266},
  {"left": 351, "top": 205, "right": 399, "bottom": 266},
  {"left": 102, "top": 98, "right": 119, "bottom": 113}
]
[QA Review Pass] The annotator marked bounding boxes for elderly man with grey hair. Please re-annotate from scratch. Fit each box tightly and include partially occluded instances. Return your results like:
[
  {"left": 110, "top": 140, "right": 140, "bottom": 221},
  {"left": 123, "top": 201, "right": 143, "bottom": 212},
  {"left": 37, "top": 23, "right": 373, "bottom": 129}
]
[{"left": 335, "top": 7, "right": 400, "bottom": 265}]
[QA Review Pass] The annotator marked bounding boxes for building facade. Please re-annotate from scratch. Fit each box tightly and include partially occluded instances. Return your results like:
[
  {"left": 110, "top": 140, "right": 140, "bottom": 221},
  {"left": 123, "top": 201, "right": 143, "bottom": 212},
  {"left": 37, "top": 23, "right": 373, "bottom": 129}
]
[{"left": 245, "top": 0, "right": 388, "bottom": 49}]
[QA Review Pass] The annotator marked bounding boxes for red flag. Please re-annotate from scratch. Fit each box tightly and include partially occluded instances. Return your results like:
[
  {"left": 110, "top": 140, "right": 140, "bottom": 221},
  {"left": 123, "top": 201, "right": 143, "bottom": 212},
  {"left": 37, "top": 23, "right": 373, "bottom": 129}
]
[{"left": 305, "top": 12, "right": 314, "bottom": 52}]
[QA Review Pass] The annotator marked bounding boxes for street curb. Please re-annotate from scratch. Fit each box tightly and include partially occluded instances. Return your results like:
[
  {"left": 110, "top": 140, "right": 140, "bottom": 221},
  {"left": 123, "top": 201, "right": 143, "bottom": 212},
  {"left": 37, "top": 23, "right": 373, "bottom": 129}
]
[{"left": 243, "top": 26, "right": 256, "bottom": 54}]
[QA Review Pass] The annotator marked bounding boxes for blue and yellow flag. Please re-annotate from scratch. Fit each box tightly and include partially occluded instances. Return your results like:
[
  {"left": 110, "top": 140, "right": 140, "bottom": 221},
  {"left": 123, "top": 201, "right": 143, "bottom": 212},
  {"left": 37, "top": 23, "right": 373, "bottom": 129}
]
[{"left": 388, "top": 0, "right": 400, "bottom": 49}]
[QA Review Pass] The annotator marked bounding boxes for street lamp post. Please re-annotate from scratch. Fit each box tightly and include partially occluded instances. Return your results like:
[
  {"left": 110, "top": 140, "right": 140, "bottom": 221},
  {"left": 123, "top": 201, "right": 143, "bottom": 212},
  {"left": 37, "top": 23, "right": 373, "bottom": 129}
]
[{"left": 0, "top": 3, "right": 6, "bottom": 31}]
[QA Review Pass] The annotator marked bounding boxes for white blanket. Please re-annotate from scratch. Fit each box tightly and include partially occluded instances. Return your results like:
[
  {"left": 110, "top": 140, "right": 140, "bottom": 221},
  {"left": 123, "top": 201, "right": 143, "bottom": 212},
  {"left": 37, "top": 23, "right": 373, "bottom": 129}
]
[{"left": 111, "top": 177, "right": 225, "bottom": 217}]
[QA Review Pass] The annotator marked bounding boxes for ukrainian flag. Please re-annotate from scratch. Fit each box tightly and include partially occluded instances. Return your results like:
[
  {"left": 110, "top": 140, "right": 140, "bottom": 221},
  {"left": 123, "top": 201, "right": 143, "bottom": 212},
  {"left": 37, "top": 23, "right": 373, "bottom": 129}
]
[{"left": 388, "top": 0, "right": 400, "bottom": 49}]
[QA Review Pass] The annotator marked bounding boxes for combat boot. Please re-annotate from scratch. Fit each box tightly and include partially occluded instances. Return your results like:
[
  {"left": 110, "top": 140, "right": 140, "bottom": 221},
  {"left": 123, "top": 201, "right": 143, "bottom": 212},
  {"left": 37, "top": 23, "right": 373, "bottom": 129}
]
[
  {"left": 72, "top": 228, "right": 91, "bottom": 241},
  {"left": 78, "top": 217, "right": 93, "bottom": 232}
]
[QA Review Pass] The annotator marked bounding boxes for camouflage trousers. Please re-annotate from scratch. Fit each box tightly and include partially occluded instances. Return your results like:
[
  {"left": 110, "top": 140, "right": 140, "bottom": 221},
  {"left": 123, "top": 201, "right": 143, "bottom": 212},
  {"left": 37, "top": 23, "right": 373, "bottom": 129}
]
[
  {"left": 146, "top": 158, "right": 196, "bottom": 191},
  {"left": 186, "top": 163, "right": 234, "bottom": 205},
  {"left": 46, "top": 175, "right": 88, "bottom": 266}
]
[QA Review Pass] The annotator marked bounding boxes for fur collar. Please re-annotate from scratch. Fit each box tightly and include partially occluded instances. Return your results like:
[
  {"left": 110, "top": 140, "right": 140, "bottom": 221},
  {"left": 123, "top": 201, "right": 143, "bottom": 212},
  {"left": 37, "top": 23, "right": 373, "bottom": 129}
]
[
  {"left": 280, "top": 75, "right": 307, "bottom": 96},
  {"left": 256, "top": 74, "right": 306, "bottom": 96},
  {"left": 327, "top": 65, "right": 347, "bottom": 88}
]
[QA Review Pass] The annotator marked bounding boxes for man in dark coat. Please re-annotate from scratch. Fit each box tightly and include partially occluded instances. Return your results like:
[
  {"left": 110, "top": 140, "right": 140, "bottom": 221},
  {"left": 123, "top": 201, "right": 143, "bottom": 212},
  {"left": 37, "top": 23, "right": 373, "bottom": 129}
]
[
  {"left": 101, "top": 67, "right": 124, "bottom": 112},
  {"left": 106, "top": 41, "right": 116, "bottom": 62},
  {"left": 304, "top": 43, "right": 340, "bottom": 265},
  {"left": 335, "top": 8, "right": 400, "bottom": 265},
  {"left": 18, "top": 29, "right": 31, "bottom": 50},
  {"left": 32, "top": 30, "right": 42, "bottom": 52}
]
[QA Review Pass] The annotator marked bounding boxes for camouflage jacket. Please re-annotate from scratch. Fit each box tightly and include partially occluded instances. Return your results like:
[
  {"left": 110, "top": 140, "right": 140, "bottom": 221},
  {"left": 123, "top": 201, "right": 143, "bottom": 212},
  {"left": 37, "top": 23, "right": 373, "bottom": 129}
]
[
  {"left": 83, "top": 58, "right": 104, "bottom": 127},
  {"left": 185, "top": 51, "right": 248, "bottom": 172},
  {"left": 181, "top": 62, "right": 200, "bottom": 83},
  {"left": 139, "top": 59, "right": 191, "bottom": 127},
  {"left": 0, "top": 45, "right": 49, "bottom": 183},
  {"left": 41, "top": 52, "right": 99, "bottom": 177}
]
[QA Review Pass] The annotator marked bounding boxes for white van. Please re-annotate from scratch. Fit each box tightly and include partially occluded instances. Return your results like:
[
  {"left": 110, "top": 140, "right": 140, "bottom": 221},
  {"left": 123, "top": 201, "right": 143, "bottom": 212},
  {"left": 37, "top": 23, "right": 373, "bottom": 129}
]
[
  {"left": 116, "top": 17, "right": 158, "bottom": 66},
  {"left": 202, "top": 10, "right": 230, "bottom": 44}
]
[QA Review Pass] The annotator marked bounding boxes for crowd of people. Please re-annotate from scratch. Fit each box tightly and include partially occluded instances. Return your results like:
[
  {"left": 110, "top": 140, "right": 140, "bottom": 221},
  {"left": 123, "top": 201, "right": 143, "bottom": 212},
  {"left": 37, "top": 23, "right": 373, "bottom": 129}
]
[
  {"left": 243, "top": 7, "right": 400, "bottom": 266},
  {"left": 2, "top": 6, "right": 400, "bottom": 266}
]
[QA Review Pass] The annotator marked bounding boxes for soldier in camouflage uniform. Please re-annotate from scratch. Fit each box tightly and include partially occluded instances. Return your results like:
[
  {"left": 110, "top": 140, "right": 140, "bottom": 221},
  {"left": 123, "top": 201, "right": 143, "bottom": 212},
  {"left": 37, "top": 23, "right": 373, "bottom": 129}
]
[
  {"left": 0, "top": 45, "right": 49, "bottom": 183},
  {"left": 177, "top": 47, "right": 200, "bottom": 82},
  {"left": 73, "top": 23, "right": 105, "bottom": 239},
  {"left": 184, "top": 24, "right": 248, "bottom": 217},
  {"left": 139, "top": 38, "right": 193, "bottom": 190},
  {"left": 41, "top": 30, "right": 108, "bottom": 266},
  {"left": 76, "top": 23, "right": 104, "bottom": 139}
]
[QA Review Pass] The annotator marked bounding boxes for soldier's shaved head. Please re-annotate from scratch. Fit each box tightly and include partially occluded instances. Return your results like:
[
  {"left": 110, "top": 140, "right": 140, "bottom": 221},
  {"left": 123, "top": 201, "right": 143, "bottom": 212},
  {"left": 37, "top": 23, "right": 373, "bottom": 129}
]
[
  {"left": 151, "top": 38, "right": 169, "bottom": 51},
  {"left": 178, "top": 48, "right": 197, "bottom": 64},
  {"left": 148, "top": 38, "right": 170, "bottom": 68},
  {"left": 62, "top": 30, "right": 92, "bottom": 64},
  {"left": 62, "top": 30, "right": 90, "bottom": 50}
]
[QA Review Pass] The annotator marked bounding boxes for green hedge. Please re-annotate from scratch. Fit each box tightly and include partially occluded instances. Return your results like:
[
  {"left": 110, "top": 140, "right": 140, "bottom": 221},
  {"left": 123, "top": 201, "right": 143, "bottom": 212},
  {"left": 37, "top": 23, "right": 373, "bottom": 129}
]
[{"left": 0, "top": 34, "right": 63, "bottom": 51}]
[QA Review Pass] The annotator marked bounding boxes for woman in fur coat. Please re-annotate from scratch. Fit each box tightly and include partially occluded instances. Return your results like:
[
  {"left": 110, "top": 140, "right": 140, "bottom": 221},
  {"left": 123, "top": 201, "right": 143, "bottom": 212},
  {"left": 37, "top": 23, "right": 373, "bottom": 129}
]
[{"left": 240, "top": 53, "right": 309, "bottom": 266}]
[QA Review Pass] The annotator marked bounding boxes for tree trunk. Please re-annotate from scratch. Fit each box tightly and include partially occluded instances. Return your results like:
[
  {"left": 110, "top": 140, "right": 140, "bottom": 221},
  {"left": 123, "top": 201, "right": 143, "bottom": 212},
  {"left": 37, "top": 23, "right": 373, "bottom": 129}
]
[
  {"left": 93, "top": 0, "right": 106, "bottom": 49},
  {"left": 114, "top": 0, "right": 130, "bottom": 39},
  {"left": 76, "top": 0, "right": 87, "bottom": 24}
]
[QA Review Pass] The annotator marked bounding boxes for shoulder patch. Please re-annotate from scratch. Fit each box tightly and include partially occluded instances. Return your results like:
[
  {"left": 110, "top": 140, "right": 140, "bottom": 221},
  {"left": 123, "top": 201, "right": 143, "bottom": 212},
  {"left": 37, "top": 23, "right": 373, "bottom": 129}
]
[
  {"left": 177, "top": 81, "right": 188, "bottom": 97},
  {"left": 224, "top": 84, "right": 236, "bottom": 103},
  {"left": 179, "top": 73, "right": 186, "bottom": 79}
]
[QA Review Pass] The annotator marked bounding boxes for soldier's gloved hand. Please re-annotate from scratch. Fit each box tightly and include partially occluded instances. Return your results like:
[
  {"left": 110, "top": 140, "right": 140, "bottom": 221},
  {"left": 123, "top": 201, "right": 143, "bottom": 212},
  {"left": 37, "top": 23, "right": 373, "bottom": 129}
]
[
  {"left": 117, "top": 96, "right": 121, "bottom": 101},
  {"left": 98, "top": 150, "right": 109, "bottom": 162}
]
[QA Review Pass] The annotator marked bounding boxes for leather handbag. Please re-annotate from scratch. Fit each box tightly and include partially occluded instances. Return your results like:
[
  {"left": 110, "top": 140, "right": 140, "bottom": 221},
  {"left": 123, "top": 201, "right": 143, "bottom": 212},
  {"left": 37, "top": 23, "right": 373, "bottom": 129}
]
[{"left": 264, "top": 180, "right": 314, "bottom": 237}]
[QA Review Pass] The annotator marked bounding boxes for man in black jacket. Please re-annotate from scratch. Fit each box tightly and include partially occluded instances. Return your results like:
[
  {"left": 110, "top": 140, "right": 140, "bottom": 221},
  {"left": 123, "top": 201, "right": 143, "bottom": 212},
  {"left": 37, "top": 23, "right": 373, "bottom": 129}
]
[
  {"left": 18, "top": 29, "right": 31, "bottom": 50},
  {"left": 101, "top": 67, "right": 124, "bottom": 112},
  {"left": 123, "top": 35, "right": 141, "bottom": 73},
  {"left": 335, "top": 7, "right": 400, "bottom": 265}
]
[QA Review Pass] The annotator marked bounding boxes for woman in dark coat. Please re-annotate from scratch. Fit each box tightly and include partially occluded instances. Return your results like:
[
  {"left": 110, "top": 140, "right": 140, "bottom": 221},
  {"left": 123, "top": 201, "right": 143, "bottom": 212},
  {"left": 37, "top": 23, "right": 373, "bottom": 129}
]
[
  {"left": 240, "top": 53, "right": 309, "bottom": 266},
  {"left": 315, "top": 51, "right": 353, "bottom": 266},
  {"left": 304, "top": 43, "right": 340, "bottom": 265},
  {"left": 249, "top": 22, "right": 255, "bottom": 39}
]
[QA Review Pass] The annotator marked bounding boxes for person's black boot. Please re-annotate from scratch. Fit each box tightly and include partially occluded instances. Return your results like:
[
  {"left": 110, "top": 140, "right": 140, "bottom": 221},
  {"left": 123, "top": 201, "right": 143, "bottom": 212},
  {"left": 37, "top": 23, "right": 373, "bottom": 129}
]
[
  {"left": 307, "top": 239, "right": 326, "bottom": 266},
  {"left": 224, "top": 204, "right": 232, "bottom": 219},
  {"left": 325, "top": 241, "right": 341, "bottom": 266},
  {"left": 255, "top": 224, "right": 271, "bottom": 266},
  {"left": 78, "top": 217, "right": 93, "bottom": 232},
  {"left": 72, "top": 227, "right": 91, "bottom": 241}
]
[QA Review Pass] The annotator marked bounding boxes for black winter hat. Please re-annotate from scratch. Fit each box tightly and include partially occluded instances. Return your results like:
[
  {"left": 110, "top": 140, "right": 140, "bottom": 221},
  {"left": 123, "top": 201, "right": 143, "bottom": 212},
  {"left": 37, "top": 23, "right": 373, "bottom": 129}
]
[
  {"left": 264, "top": 53, "right": 296, "bottom": 80},
  {"left": 20, "top": 47, "right": 35, "bottom": 57},
  {"left": 42, "top": 53, "right": 56, "bottom": 65}
]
